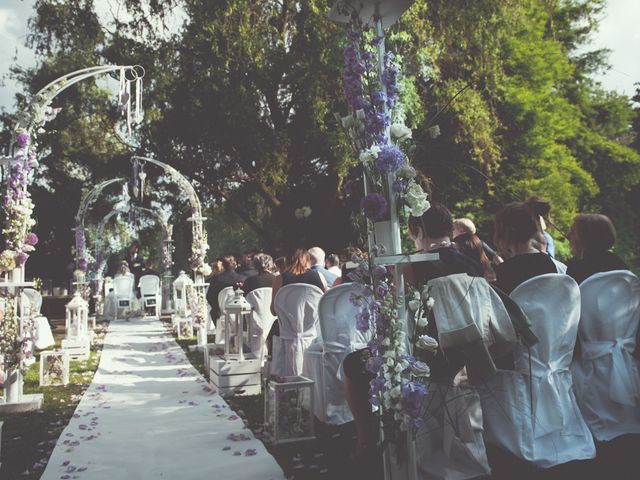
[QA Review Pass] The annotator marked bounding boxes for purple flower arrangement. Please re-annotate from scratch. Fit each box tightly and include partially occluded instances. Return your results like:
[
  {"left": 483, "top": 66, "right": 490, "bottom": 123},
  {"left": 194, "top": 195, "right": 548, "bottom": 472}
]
[
  {"left": 360, "top": 193, "right": 388, "bottom": 220},
  {"left": 376, "top": 145, "right": 405, "bottom": 173}
]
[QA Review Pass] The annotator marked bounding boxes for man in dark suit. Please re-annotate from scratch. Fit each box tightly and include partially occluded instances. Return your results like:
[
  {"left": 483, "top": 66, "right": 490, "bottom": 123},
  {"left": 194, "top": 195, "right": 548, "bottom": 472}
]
[
  {"left": 125, "top": 243, "right": 145, "bottom": 296},
  {"left": 206, "top": 255, "right": 244, "bottom": 325}
]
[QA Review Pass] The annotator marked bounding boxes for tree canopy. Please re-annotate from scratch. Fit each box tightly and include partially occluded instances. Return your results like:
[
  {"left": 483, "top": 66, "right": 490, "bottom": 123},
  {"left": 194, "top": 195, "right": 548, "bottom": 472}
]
[{"left": 2, "top": 0, "right": 639, "bottom": 277}]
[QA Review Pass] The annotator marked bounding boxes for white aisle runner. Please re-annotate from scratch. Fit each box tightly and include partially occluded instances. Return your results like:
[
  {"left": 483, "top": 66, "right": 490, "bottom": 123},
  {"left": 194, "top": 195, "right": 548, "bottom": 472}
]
[{"left": 40, "top": 317, "right": 284, "bottom": 480}]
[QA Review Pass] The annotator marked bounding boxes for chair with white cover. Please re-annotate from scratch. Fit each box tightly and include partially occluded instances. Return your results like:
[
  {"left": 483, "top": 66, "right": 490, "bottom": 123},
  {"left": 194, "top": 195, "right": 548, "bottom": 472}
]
[
  {"left": 23, "top": 288, "right": 55, "bottom": 350},
  {"left": 414, "top": 273, "right": 518, "bottom": 480},
  {"left": 215, "top": 286, "right": 237, "bottom": 343},
  {"left": 272, "top": 283, "right": 323, "bottom": 377},
  {"left": 111, "top": 275, "right": 135, "bottom": 320},
  {"left": 571, "top": 270, "right": 640, "bottom": 441},
  {"left": 245, "top": 287, "right": 276, "bottom": 364},
  {"left": 479, "top": 274, "right": 595, "bottom": 468},
  {"left": 302, "top": 283, "right": 370, "bottom": 425},
  {"left": 139, "top": 275, "right": 161, "bottom": 317}
]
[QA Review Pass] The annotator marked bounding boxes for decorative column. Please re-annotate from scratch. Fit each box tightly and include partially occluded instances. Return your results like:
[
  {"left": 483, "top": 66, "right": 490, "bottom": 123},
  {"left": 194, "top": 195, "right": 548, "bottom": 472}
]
[{"left": 0, "top": 275, "right": 44, "bottom": 413}]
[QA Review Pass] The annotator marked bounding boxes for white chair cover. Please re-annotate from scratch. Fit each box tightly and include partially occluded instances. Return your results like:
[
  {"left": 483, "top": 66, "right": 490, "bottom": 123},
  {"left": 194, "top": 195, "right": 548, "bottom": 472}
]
[
  {"left": 416, "top": 378, "right": 490, "bottom": 480},
  {"left": 571, "top": 270, "right": 640, "bottom": 441},
  {"left": 215, "top": 286, "right": 236, "bottom": 343},
  {"left": 551, "top": 257, "right": 567, "bottom": 274},
  {"left": 111, "top": 275, "right": 135, "bottom": 320},
  {"left": 23, "top": 288, "right": 55, "bottom": 349},
  {"left": 303, "top": 283, "right": 370, "bottom": 424},
  {"left": 416, "top": 274, "right": 515, "bottom": 480},
  {"left": 479, "top": 274, "right": 595, "bottom": 468},
  {"left": 272, "top": 283, "right": 323, "bottom": 376},
  {"left": 139, "top": 275, "right": 161, "bottom": 317},
  {"left": 245, "top": 288, "right": 276, "bottom": 365}
]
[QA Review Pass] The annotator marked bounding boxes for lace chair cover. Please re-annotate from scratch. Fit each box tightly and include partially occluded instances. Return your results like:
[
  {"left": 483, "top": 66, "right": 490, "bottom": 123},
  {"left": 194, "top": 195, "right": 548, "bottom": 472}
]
[
  {"left": 302, "top": 283, "right": 370, "bottom": 424},
  {"left": 139, "top": 275, "right": 161, "bottom": 317},
  {"left": 479, "top": 274, "right": 595, "bottom": 468},
  {"left": 23, "top": 288, "right": 55, "bottom": 349},
  {"left": 571, "top": 270, "right": 640, "bottom": 441},
  {"left": 245, "top": 288, "right": 276, "bottom": 364},
  {"left": 215, "top": 286, "right": 236, "bottom": 343},
  {"left": 272, "top": 284, "right": 323, "bottom": 377}
]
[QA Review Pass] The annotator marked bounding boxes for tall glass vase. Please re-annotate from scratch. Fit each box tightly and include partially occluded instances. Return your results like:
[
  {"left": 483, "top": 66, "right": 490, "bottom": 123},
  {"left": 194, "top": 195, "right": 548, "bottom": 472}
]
[
  {"left": 10, "top": 266, "right": 24, "bottom": 284},
  {"left": 382, "top": 428, "right": 418, "bottom": 480}
]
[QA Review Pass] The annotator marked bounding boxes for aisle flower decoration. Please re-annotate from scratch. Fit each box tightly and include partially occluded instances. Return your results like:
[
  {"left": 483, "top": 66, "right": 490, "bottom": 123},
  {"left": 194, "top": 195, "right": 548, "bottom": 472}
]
[
  {"left": 335, "top": 4, "right": 436, "bottom": 447},
  {"left": 0, "top": 295, "right": 35, "bottom": 374}
]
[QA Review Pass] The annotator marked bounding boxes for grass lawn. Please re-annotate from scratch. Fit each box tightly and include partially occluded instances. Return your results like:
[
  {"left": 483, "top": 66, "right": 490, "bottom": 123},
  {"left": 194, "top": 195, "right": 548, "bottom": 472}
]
[{"left": 0, "top": 320, "right": 108, "bottom": 479}]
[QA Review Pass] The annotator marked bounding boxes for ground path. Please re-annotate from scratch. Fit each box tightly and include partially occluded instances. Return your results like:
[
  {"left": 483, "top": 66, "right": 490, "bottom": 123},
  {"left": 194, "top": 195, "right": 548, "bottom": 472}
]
[{"left": 39, "top": 316, "right": 284, "bottom": 480}]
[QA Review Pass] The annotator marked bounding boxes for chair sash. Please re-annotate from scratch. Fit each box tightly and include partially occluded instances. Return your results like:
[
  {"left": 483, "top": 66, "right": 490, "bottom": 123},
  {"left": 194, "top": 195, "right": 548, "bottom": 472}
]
[{"left": 582, "top": 337, "right": 640, "bottom": 406}]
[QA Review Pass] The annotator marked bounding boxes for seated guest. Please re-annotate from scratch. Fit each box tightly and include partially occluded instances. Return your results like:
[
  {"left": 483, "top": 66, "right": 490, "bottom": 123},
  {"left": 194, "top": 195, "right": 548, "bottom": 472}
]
[
  {"left": 453, "top": 232, "right": 496, "bottom": 281},
  {"left": 493, "top": 202, "right": 558, "bottom": 294},
  {"left": 453, "top": 217, "right": 503, "bottom": 265},
  {"left": 525, "top": 196, "right": 556, "bottom": 257},
  {"left": 274, "top": 256, "right": 288, "bottom": 275},
  {"left": 236, "top": 253, "right": 258, "bottom": 280},
  {"left": 141, "top": 260, "right": 159, "bottom": 277},
  {"left": 210, "top": 259, "right": 223, "bottom": 277},
  {"left": 271, "top": 248, "right": 327, "bottom": 315},
  {"left": 333, "top": 247, "right": 366, "bottom": 286},
  {"left": 326, "top": 253, "right": 342, "bottom": 277},
  {"left": 566, "top": 213, "right": 628, "bottom": 285},
  {"left": 242, "top": 253, "right": 276, "bottom": 295},
  {"left": 308, "top": 246, "right": 338, "bottom": 286},
  {"left": 206, "top": 255, "right": 244, "bottom": 324}
]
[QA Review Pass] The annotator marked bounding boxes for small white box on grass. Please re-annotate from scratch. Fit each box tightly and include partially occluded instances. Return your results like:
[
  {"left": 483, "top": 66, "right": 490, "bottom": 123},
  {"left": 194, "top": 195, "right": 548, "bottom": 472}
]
[
  {"left": 39, "top": 350, "right": 70, "bottom": 387},
  {"left": 264, "top": 376, "right": 315, "bottom": 444},
  {"left": 61, "top": 337, "right": 90, "bottom": 361},
  {"left": 209, "top": 354, "right": 262, "bottom": 396}
]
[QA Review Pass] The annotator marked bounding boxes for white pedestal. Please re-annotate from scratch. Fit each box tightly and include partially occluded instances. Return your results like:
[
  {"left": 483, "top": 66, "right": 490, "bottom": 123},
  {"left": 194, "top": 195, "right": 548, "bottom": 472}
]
[
  {"left": 62, "top": 336, "right": 90, "bottom": 361},
  {"left": 0, "top": 370, "right": 44, "bottom": 413},
  {"left": 209, "top": 354, "right": 262, "bottom": 396},
  {"left": 39, "top": 351, "right": 70, "bottom": 386}
]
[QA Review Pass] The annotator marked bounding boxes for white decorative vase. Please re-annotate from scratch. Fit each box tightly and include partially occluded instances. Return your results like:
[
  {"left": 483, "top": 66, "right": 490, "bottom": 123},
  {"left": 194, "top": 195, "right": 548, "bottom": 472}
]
[
  {"left": 374, "top": 220, "right": 393, "bottom": 253},
  {"left": 4, "top": 369, "right": 22, "bottom": 403},
  {"left": 10, "top": 267, "right": 24, "bottom": 284},
  {"left": 383, "top": 430, "right": 418, "bottom": 480}
]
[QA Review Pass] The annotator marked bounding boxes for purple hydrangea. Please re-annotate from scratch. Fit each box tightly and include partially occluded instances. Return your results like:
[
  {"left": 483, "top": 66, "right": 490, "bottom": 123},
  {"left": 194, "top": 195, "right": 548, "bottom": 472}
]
[
  {"left": 16, "top": 132, "right": 30, "bottom": 148},
  {"left": 78, "top": 258, "right": 88, "bottom": 271},
  {"left": 25, "top": 233, "right": 38, "bottom": 246},
  {"left": 400, "top": 382, "right": 428, "bottom": 419},
  {"left": 360, "top": 193, "right": 388, "bottom": 221},
  {"left": 355, "top": 309, "right": 371, "bottom": 332},
  {"left": 376, "top": 145, "right": 405, "bottom": 173}
]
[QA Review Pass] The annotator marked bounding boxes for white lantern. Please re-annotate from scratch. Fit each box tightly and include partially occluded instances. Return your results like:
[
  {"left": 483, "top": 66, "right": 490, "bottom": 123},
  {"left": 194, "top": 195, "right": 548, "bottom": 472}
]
[
  {"left": 65, "top": 292, "right": 89, "bottom": 340},
  {"left": 39, "top": 350, "right": 70, "bottom": 387},
  {"left": 264, "top": 376, "right": 315, "bottom": 444},
  {"left": 172, "top": 270, "right": 194, "bottom": 317},
  {"left": 224, "top": 289, "right": 253, "bottom": 361}
]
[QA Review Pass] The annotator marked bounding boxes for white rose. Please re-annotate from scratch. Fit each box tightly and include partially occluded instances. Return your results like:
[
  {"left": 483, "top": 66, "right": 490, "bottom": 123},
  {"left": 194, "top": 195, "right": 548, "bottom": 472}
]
[
  {"left": 417, "top": 316, "right": 428, "bottom": 328},
  {"left": 201, "top": 264, "right": 212, "bottom": 277},
  {"left": 390, "top": 123, "right": 412, "bottom": 140},
  {"left": 408, "top": 299, "right": 420, "bottom": 312},
  {"left": 405, "top": 182, "right": 427, "bottom": 205},
  {"left": 426, "top": 297, "right": 435, "bottom": 309},
  {"left": 410, "top": 199, "right": 431, "bottom": 217},
  {"left": 415, "top": 334, "right": 439, "bottom": 352},
  {"left": 301, "top": 206, "right": 312, "bottom": 218},
  {"left": 294, "top": 208, "right": 304, "bottom": 220}
]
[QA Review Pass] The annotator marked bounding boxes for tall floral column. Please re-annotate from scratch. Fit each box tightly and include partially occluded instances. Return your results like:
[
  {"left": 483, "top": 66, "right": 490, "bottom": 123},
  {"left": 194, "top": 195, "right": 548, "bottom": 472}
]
[{"left": 189, "top": 212, "right": 211, "bottom": 337}]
